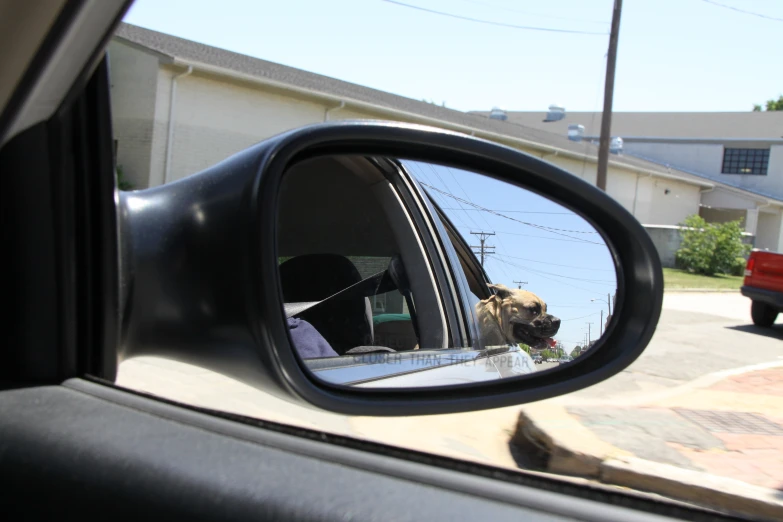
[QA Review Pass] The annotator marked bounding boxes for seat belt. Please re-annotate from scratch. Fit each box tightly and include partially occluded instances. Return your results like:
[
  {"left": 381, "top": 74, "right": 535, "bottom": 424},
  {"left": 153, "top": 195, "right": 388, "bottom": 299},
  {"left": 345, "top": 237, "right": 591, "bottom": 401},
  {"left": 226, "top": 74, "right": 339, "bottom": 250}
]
[{"left": 284, "top": 269, "right": 397, "bottom": 318}]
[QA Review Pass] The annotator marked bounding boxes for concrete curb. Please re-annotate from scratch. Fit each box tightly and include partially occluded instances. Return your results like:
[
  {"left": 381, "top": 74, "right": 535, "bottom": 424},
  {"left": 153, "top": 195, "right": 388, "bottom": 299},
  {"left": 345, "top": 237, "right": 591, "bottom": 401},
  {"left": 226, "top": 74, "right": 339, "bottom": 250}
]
[
  {"left": 513, "top": 405, "right": 783, "bottom": 521},
  {"left": 602, "top": 457, "right": 783, "bottom": 521}
]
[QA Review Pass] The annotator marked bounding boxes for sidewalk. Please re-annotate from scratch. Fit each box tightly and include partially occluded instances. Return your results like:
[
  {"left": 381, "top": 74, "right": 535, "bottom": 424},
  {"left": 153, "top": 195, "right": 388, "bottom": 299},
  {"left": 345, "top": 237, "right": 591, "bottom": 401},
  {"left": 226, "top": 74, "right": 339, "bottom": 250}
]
[{"left": 514, "top": 365, "right": 783, "bottom": 520}]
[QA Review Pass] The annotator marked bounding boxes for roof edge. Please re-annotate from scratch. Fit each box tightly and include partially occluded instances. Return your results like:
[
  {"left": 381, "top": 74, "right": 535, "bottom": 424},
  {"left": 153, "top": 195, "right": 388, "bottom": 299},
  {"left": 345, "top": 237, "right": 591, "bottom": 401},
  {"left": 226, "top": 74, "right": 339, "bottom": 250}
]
[{"left": 165, "top": 56, "right": 716, "bottom": 189}]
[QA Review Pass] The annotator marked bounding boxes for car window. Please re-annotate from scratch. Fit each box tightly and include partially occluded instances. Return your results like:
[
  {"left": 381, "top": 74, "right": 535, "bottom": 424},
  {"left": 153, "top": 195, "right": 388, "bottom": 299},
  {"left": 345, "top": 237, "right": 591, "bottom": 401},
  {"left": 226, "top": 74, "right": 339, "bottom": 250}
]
[
  {"left": 114, "top": 1, "right": 783, "bottom": 518},
  {"left": 275, "top": 155, "right": 448, "bottom": 356}
]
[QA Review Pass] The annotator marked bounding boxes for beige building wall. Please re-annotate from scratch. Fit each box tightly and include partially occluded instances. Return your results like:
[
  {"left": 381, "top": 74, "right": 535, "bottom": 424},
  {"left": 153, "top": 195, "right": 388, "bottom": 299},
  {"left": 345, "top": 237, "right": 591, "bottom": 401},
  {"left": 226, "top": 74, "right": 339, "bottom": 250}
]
[
  {"left": 165, "top": 72, "right": 328, "bottom": 183},
  {"left": 108, "top": 41, "right": 161, "bottom": 188}
]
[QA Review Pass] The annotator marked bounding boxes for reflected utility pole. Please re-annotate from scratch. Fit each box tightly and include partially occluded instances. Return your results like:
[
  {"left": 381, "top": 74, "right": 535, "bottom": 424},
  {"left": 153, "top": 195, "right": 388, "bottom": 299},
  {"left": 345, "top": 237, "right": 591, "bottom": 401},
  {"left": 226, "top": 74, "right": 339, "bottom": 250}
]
[
  {"left": 513, "top": 280, "right": 527, "bottom": 289},
  {"left": 470, "top": 231, "right": 495, "bottom": 266},
  {"left": 596, "top": 0, "right": 623, "bottom": 191},
  {"left": 586, "top": 322, "right": 593, "bottom": 345},
  {"left": 600, "top": 310, "right": 604, "bottom": 336}
]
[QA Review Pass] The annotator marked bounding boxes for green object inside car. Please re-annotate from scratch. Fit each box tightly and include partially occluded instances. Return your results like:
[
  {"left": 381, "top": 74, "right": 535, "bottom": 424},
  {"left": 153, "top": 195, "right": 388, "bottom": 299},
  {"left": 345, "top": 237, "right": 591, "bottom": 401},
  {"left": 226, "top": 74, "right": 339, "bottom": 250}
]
[{"left": 373, "top": 313, "right": 411, "bottom": 325}]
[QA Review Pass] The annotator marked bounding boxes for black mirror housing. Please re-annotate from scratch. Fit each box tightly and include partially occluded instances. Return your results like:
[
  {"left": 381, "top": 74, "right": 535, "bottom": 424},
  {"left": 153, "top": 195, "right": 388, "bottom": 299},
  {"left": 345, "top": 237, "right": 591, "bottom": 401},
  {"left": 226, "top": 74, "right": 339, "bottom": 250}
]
[{"left": 118, "top": 121, "right": 663, "bottom": 416}]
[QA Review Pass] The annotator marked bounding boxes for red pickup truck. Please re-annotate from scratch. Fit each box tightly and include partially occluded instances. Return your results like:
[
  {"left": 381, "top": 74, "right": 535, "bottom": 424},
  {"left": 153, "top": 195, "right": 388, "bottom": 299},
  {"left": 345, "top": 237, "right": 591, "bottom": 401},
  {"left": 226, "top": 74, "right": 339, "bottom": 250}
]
[{"left": 741, "top": 249, "right": 783, "bottom": 327}]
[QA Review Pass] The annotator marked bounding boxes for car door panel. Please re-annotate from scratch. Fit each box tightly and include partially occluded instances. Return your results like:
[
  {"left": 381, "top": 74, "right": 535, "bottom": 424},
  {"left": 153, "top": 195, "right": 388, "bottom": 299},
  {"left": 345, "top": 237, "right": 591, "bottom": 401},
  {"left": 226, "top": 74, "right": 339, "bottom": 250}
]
[{"left": 0, "top": 380, "right": 721, "bottom": 522}]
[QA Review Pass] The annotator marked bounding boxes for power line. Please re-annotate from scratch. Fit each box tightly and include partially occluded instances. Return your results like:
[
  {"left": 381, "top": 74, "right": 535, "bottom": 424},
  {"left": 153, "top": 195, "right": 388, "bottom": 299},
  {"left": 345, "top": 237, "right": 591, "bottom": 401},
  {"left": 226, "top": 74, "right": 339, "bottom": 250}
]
[
  {"left": 427, "top": 164, "right": 483, "bottom": 231},
  {"left": 444, "top": 165, "right": 515, "bottom": 280},
  {"left": 699, "top": 0, "right": 783, "bottom": 23},
  {"left": 382, "top": 0, "right": 608, "bottom": 35},
  {"left": 493, "top": 229, "right": 606, "bottom": 245},
  {"left": 496, "top": 253, "right": 616, "bottom": 272},
  {"left": 419, "top": 182, "right": 602, "bottom": 241},
  {"left": 493, "top": 254, "right": 617, "bottom": 284},
  {"left": 456, "top": 0, "right": 610, "bottom": 25},
  {"left": 492, "top": 257, "right": 611, "bottom": 297},
  {"left": 440, "top": 207, "right": 575, "bottom": 215}
]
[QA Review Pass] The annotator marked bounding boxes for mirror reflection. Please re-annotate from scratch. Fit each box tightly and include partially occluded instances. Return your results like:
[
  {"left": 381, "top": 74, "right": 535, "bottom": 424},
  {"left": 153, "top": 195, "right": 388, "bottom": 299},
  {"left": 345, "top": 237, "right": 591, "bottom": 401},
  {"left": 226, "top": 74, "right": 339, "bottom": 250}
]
[{"left": 276, "top": 155, "right": 617, "bottom": 388}]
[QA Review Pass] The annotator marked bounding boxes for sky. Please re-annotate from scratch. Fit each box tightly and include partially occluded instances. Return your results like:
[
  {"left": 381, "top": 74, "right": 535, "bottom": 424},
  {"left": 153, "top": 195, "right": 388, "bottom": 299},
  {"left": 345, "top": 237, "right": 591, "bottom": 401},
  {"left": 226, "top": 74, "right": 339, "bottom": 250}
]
[
  {"left": 123, "top": 0, "right": 782, "bottom": 113},
  {"left": 403, "top": 161, "right": 616, "bottom": 351}
]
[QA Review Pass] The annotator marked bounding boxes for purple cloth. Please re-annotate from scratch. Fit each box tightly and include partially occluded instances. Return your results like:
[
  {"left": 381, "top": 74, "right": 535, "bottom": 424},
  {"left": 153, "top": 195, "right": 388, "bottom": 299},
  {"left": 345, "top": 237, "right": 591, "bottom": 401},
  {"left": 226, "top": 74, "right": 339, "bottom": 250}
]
[{"left": 288, "top": 317, "right": 339, "bottom": 359}]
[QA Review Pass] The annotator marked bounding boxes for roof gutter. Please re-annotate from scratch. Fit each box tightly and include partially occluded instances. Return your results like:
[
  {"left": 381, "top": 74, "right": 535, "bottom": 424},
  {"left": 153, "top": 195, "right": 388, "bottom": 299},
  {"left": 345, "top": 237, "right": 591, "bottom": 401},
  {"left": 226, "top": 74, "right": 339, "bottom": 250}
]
[{"left": 169, "top": 59, "right": 714, "bottom": 187}]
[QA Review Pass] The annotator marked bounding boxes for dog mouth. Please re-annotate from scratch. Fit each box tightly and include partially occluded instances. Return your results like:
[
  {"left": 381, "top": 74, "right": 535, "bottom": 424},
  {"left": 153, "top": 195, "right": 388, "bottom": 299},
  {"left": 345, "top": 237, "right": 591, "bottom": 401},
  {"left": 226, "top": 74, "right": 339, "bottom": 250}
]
[{"left": 512, "top": 323, "right": 558, "bottom": 350}]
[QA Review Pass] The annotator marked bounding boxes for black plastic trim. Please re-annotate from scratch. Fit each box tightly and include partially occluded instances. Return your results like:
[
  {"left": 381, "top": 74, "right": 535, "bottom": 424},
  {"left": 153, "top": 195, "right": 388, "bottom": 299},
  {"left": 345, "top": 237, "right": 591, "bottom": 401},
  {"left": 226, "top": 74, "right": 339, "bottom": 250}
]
[
  {"left": 740, "top": 285, "right": 783, "bottom": 308},
  {"left": 255, "top": 122, "right": 658, "bottom": 415}
]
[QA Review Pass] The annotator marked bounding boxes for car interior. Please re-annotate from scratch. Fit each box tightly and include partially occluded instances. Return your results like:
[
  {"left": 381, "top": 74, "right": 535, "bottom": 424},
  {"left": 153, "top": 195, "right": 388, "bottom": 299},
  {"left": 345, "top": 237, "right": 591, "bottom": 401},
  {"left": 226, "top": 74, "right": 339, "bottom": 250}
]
[{"left": 277, "top": 155, "right": 450, "bottom": 356}]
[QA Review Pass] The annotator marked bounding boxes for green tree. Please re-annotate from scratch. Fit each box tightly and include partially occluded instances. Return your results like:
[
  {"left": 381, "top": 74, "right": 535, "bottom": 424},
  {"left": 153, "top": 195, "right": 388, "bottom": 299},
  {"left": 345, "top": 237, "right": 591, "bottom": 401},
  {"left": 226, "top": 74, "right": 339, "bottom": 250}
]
[
  {"left": 753, "top": 95, "right": 783, "bottom": 111},
  {"left": 675, "top": 215, "right": 750, "bottom": 276},
  {"left": 571, "top": 346, "right": 582, "bottom": 358},
  {"left": 518, "top": 343, "right": 531, "bottom": 355}
]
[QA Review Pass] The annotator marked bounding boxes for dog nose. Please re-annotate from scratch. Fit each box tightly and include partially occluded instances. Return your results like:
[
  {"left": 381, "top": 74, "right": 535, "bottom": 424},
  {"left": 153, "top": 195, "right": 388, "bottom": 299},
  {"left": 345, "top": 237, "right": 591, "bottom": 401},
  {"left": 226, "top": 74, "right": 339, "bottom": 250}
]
[{"left": 551, "top": 316, "right": 561, "bottom": 328}]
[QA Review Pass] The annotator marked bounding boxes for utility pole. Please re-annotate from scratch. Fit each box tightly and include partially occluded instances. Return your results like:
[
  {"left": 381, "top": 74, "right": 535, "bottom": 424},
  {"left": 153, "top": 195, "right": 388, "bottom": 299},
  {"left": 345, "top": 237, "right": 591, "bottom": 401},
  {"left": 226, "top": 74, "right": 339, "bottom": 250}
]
[
  {"left": 600, "top": 310, "right": 604, "bottom": 337},
  {"left": 586, "top": 322, "right": 593, "bottom": 345},
  {"left": 513, "top": 280, "right": 527, "bottom": 289},
  {"left": 596, "top": 0, "right": 623, "bottom": 191},
  {"left": 607, "top": 292, "right": 613, "bottom": 316},
  {"left": 470, "top": 231, "right": 495, "bottom": 266}
]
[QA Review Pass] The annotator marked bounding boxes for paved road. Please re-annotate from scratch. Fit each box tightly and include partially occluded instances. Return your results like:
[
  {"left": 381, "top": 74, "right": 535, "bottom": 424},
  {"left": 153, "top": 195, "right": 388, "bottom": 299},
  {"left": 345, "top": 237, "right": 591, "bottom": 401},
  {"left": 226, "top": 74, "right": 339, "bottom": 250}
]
[
  {"left": 568, "top": 292, "right": 783, "bottom": 402},
  {"left": 536, "top": 361, "right": 560, "bottom": 372},
  {"left": 116, "top": 292, "right": 783, "bottom": 468}
]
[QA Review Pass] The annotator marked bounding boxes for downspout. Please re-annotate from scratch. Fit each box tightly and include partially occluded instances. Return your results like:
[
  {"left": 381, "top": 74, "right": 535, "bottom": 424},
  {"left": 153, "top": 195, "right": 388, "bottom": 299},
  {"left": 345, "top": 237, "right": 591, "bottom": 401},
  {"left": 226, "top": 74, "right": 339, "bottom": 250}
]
[
  {"left": 324, "top": 100, "right": 345, "bottom": 121},
  {"left": 632, "top": 172, "right": 653, "bottom": 219},
  {"left": 163, "top": 65, "right": 193, "bottom": 185}
]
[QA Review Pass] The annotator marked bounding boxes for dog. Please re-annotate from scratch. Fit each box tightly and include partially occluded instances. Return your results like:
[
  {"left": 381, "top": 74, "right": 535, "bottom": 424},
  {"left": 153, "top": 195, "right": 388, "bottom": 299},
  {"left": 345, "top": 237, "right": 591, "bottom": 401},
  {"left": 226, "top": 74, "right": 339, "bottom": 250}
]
[{"left": 475, "top": 284, "right": 560, "bottom": 349}]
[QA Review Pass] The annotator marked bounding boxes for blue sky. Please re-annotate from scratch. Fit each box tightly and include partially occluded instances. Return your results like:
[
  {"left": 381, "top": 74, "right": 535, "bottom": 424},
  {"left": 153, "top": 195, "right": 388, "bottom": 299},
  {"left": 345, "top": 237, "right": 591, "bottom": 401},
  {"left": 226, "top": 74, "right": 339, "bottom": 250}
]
[
  {"left": 403, "top": 161, "right": 616, "bottom": 351},
  {"left": 123, "top": 0, "right": 782, "bottom": 112}
]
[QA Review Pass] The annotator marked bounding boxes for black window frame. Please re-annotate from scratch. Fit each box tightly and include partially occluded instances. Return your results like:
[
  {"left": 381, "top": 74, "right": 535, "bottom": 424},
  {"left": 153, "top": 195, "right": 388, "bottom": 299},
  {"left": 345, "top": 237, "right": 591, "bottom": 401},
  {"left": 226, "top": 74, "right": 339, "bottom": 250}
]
[{"left": 721, "top": 147, "right": 770, "bottom": 175}]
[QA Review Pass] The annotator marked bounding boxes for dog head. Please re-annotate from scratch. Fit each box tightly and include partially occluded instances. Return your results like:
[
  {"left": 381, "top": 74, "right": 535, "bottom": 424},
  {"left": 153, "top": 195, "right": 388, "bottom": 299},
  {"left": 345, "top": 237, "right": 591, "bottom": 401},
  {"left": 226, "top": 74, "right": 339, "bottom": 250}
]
[{"left": 486, "top": 284, "right": 560, "bottom": 349}]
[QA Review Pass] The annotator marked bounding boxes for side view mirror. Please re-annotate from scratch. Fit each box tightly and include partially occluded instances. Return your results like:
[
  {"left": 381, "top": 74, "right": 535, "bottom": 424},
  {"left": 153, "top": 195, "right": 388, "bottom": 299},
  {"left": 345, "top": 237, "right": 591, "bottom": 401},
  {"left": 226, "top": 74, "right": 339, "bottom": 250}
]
[{"left": 117, "top": 121, "right": 663, "bottom": 416}]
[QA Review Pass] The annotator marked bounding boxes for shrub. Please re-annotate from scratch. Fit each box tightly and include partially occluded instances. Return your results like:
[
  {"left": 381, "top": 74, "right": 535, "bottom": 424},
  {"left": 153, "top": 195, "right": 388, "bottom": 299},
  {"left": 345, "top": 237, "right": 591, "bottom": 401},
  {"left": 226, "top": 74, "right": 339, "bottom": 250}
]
[
  {"left": 675, "top": 215, "right": 750, "bottom": 276},
  {"left": 730, "top": 256, "right": 748, "bottom": 277},
  {"left": 116, "top": 165, "right": 134, "bottom": 190}
]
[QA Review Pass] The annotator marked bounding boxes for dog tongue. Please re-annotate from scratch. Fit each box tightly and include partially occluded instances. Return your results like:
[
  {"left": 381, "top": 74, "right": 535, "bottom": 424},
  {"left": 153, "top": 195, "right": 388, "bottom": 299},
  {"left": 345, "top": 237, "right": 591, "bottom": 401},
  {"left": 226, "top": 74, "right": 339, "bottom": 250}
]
[{"left": 547, "top": 338, "right": 556, "bottom": 347}]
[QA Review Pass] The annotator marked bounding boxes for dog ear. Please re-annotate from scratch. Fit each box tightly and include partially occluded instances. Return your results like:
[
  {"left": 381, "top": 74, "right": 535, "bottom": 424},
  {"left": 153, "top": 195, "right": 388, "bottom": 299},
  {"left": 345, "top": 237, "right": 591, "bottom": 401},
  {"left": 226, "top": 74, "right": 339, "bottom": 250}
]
[{"left": 488, "top": 284, "right": 513, "bottom": 300}]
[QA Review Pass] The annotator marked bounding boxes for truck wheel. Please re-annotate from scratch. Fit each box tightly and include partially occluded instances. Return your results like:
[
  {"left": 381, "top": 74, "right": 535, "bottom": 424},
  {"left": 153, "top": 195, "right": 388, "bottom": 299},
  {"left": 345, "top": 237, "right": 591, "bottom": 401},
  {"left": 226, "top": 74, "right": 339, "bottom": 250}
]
[{"left": 751, "top": 301, "right": 778, "bottom": 327}]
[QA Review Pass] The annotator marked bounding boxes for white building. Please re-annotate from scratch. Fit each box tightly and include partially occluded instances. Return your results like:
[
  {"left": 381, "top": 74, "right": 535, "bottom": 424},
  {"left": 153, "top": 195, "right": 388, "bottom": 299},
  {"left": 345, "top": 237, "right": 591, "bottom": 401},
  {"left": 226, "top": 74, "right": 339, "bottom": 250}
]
[
  {"left": 108, "top": 23, "right": 783, "bottom": 257},
  {"left": 479, "top": 110, "right": 783, "bottom": 252}
]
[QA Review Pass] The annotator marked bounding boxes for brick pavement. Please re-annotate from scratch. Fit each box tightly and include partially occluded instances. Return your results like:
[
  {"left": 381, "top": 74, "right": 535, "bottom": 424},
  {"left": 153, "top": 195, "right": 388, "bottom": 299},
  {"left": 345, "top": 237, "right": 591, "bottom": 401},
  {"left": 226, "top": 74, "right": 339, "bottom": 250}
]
[{"left": 565, "top": 368, "right": 783, "bottom": 491}]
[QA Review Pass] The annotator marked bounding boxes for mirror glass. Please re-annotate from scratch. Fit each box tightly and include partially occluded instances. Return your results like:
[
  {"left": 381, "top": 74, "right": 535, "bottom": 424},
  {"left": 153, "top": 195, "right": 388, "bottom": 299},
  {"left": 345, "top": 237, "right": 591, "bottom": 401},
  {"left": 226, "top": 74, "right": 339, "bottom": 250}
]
[{"left": 276, "top": 155, "right": 617, "bottom": 389}]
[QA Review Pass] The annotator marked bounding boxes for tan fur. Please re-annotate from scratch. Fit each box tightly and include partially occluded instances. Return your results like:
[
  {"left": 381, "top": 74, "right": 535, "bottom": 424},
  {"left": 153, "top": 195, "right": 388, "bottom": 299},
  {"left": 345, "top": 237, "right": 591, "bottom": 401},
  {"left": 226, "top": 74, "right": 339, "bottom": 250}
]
[{"left": 475, "top": 284, "right": 552, "bottom": 348}]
